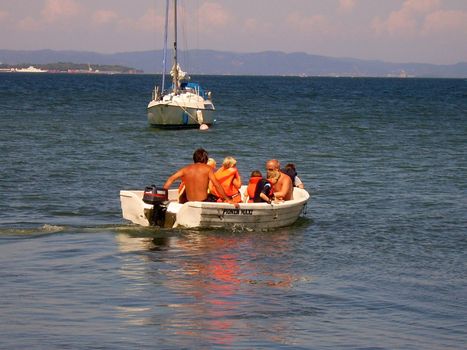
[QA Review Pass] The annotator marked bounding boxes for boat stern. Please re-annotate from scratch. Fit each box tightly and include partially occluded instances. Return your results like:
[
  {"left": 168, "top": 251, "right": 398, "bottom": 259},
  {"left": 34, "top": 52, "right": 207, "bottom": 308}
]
[{"left": 120, "top": 190, "right": 152, "bottom": 226}]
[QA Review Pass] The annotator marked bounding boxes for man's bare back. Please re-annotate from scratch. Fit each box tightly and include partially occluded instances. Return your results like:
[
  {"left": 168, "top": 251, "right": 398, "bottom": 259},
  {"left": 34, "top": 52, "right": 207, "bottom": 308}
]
[
  {"left": 180, "top": 163, "right": 213, "bottom": 201},
  {"left": 163, "top": 163, "right": 214, "bottom": 201},
  {"left": 163, "top": 148, "right": 238, "bottom": 205}
]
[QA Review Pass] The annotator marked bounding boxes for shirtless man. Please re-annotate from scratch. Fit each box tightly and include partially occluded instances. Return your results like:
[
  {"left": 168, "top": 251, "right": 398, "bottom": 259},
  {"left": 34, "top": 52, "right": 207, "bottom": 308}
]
[
  {"left": 265, "top": 159, "right": 293, "bottom": 201},
  {"left": 164, "top": 148, "right": 238, "bottom": 206}
]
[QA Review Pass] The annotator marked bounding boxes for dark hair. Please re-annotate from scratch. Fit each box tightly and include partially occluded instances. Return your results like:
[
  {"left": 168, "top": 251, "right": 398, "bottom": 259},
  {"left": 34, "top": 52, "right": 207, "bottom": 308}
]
[
  {"left": 193, "top": 148, "right": 208, "bottom": 164},
  {"left": 283, "top": 163, "right": 297, "bottom": 181},
  {"left": 251, "top": 170, "right": 262, "bottom": 177}
]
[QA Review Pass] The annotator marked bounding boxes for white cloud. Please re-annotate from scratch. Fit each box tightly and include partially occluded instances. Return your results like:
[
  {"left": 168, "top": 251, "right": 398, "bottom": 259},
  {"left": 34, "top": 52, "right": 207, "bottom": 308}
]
[
  {"left": 2, "top": 0, "right": 466, "bottom": 64},
  {"left": 14, "top": 0, "right": 82, "bottom": 30},
  {"left": 136, "top": 8, "right": 164, "bottom": 31},
  {"left": 372, "top": 9, "right": 417, "bottom": 36},
  {"left": 243, "top": 17, "right": 272, "bottom": 35},
  {"left": 422, "top": 10, "right": 467, "bottom": 35},
  {"left": 17, "top": 16, "right": 42, "bottom": 31},
  {"left": 371, "top": 0, "right": 442, "bottom": 37},
  {"left": 0, "top": 10, "right": 9, "bottom": 22},
  {"left": 41, "top": 0, "right": 81, "bottom": 23},
  {"left": 338, "top": 0, "right": 356, "bottom": 13},
  {"left": 118, "top": 8, "right": 164, "bottom": 32},
  {"left": 92, "top": 10, "right": 119, "bottom": 25},
  {"left": 197, "top": 2, "right": 231, "bottom": 29},
  {"left": 286, "top": 12, "right": 334, "bottom": 35},
  {"left": 402, "top": 0, "right": 440, "bottom": 14}
]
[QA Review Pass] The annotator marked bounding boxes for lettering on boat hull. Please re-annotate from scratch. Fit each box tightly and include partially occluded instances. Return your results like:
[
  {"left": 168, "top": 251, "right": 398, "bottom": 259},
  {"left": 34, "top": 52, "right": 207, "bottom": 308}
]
[{"left": 222, "top": 209, "right": 253, "bottom": 215}]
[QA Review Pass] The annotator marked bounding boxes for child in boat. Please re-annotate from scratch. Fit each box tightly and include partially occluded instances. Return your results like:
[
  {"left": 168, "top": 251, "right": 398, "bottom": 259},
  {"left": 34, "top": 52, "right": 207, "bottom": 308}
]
[{"left": 244, "top": 170, "right": 274, "bottom": 203}]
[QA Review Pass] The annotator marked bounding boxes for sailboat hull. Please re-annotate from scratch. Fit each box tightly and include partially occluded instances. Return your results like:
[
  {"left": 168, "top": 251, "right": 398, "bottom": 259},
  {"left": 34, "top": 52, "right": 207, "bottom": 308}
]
[
  {"left": 148, "top": 104, "right": 215, "bottom": 129},
  {"left": 147, "top": 98, "right": 215, "bottom": 129}
]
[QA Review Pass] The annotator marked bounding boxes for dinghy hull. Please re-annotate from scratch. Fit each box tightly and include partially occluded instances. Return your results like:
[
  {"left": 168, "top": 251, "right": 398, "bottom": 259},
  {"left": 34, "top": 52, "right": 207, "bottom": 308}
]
[{"left": 120, "top": 187, "right": 309, "bottom": 230}]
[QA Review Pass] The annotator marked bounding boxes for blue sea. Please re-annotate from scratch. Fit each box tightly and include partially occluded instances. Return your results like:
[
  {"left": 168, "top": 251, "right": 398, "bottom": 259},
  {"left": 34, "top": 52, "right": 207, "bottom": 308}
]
[{"left": 0, "top": 73, "right": 466, "bottom": 349}]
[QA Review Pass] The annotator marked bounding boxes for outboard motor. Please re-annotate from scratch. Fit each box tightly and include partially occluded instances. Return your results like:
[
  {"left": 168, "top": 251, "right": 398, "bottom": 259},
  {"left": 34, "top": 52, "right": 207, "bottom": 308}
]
[{"left": 142, "top": 185, "right": 169, "bottom": 227}]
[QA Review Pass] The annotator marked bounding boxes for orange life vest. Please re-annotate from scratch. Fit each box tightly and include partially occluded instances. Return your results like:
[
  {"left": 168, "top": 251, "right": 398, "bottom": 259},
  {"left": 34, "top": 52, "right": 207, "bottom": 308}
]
[
  {"left": 210, "top": 167, "right": 242, "bottom": 202},
  {"left": 246, "top": 176, "right": 263, "bottom": 202}
]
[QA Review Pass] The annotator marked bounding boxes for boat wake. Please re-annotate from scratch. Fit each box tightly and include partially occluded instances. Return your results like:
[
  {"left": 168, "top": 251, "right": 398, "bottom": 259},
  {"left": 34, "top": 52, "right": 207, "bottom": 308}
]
[{"left": 0, "top": 224, "right": 66, "bottom": 236}]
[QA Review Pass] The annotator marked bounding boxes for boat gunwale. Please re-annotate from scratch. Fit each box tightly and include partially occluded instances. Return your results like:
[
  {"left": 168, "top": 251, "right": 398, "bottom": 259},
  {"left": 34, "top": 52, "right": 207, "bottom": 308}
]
[{"left": 120, "top": 188, "right": 309, "bottom": 209}]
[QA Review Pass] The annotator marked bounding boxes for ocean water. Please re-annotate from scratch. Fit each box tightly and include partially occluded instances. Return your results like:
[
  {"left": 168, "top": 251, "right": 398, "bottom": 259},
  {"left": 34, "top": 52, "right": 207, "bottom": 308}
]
[{"left": 0, "top": 73, "right": 466, "bottom": 349}]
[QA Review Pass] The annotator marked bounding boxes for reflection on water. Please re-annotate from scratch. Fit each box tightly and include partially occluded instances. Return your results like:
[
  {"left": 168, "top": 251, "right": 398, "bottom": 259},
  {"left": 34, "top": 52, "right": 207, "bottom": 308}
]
[
  {"left": 1, "top": 74, "right": 464, "bottom": 348},
  {"left": 114, "top": 228, "right": 312, "bottom": 346}
]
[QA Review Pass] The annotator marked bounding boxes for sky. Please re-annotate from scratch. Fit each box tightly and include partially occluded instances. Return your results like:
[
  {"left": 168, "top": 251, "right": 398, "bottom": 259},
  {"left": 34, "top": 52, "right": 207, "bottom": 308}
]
[{"left": 1, "top": 0, "right": 467, "bottom": 65}]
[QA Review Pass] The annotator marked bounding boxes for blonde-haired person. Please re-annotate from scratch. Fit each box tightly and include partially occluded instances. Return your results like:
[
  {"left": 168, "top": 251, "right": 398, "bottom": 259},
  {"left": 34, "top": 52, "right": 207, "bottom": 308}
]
[
  {"left": 205, "top": 157, "right": 217, "bottom": 197},
  {"left": 222, "top": 156, "right": 236, "bottom": 168},
  {"left": 266, "top": 170, "right": 282, "bottom": 202},
  {"left": 207, "top": 158, "right": 216, "bottom": 169},
  {"left": 210, "top": 156, "right": 243, "bottom": 203}
]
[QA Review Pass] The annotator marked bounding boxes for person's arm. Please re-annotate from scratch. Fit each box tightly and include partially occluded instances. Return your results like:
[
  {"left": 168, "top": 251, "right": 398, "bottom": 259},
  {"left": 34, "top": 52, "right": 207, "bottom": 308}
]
[
  {"left": 209, "top": 171, "right": 239, "bottom": 207},
  {"left": 209, "top": 171, "right": 229, "bottom": 200},
  {"left": 243, "top": 188, "right": 249, "bottom": 203},
  {"left": 163, "top": 169, "right": 183, "bottom": 190},
  {"left": 259, "top": 182, "right": 272, "bottom": 203},
  {"left": 259, "top": 192, "right": 271, "bottom": 203},
  {"left": 273, "top": 189, "right": 285, "bottom": 200},
  {"left": 232, "top": 169, "right": 242, "bottom": 189},
  {"left": 295, "top": 176, "right": 304, "bottom": 189}
]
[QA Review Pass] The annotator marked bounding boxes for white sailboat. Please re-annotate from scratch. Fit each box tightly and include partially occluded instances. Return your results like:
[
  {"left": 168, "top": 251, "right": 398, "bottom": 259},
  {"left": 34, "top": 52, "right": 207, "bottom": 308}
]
[{"left": 147, "top": 0, "right": 215, "bottom": 129}]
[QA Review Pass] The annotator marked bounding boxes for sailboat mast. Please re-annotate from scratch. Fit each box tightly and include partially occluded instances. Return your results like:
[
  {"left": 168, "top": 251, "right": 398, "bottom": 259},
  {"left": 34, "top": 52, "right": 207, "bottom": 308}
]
[
  {"left": 161, "top": 0, "right": 169, "bottom": 93},
  {"left": 173, "top": 0, "right": 179, "bottom": 93}
]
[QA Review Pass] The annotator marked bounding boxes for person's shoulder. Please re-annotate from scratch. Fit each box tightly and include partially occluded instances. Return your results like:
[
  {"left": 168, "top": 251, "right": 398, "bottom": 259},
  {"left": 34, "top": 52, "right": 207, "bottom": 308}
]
[
  {"left": 193, "top": 163, "right": 212, "bottom": 172},
  {"left": 281, "top": 171, "right": 293, "bottom": 182},
  {"left": 282, "top": 168, "right": 296, "bottom": 179},
  {"left": 184, "top": 163, "right": 204, "bottom": 172}
]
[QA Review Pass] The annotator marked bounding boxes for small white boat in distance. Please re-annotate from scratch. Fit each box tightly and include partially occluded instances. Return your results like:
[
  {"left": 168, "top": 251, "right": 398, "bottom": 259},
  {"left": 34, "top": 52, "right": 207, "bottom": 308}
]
[
  {"left": 15, "top": 66, "right": 47, "bottom": 73},
  {"left": 120, "top": 186, "right": 310, "bottom": 230},
  {"left": 147, "top": 0, "right": 215, "bottom": 129}
]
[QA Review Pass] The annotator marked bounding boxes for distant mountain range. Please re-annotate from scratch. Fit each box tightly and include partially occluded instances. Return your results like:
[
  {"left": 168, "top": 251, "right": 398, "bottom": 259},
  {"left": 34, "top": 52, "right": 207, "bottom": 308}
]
[{"left": 1, "top": 49, "right": 466, "bottom": 78}]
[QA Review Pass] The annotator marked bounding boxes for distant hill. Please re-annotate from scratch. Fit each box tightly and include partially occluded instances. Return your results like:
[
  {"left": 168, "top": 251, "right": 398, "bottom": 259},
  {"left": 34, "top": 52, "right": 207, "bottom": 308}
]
[{"left": 1, "top": 49, "right": 466, "bottom": 78}]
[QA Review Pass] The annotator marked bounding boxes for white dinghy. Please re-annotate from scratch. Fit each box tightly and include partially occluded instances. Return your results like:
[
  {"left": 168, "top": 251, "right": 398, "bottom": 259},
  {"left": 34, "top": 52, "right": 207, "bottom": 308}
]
[{"left": 120, "top": 186, "right": 310, "bottom": 230}]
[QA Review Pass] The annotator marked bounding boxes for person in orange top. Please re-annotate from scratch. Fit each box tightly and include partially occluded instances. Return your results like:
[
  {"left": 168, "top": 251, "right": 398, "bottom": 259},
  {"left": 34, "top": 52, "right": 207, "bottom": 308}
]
[{"left": 210, "top": 156, "right": 242, "bottom": 203}]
